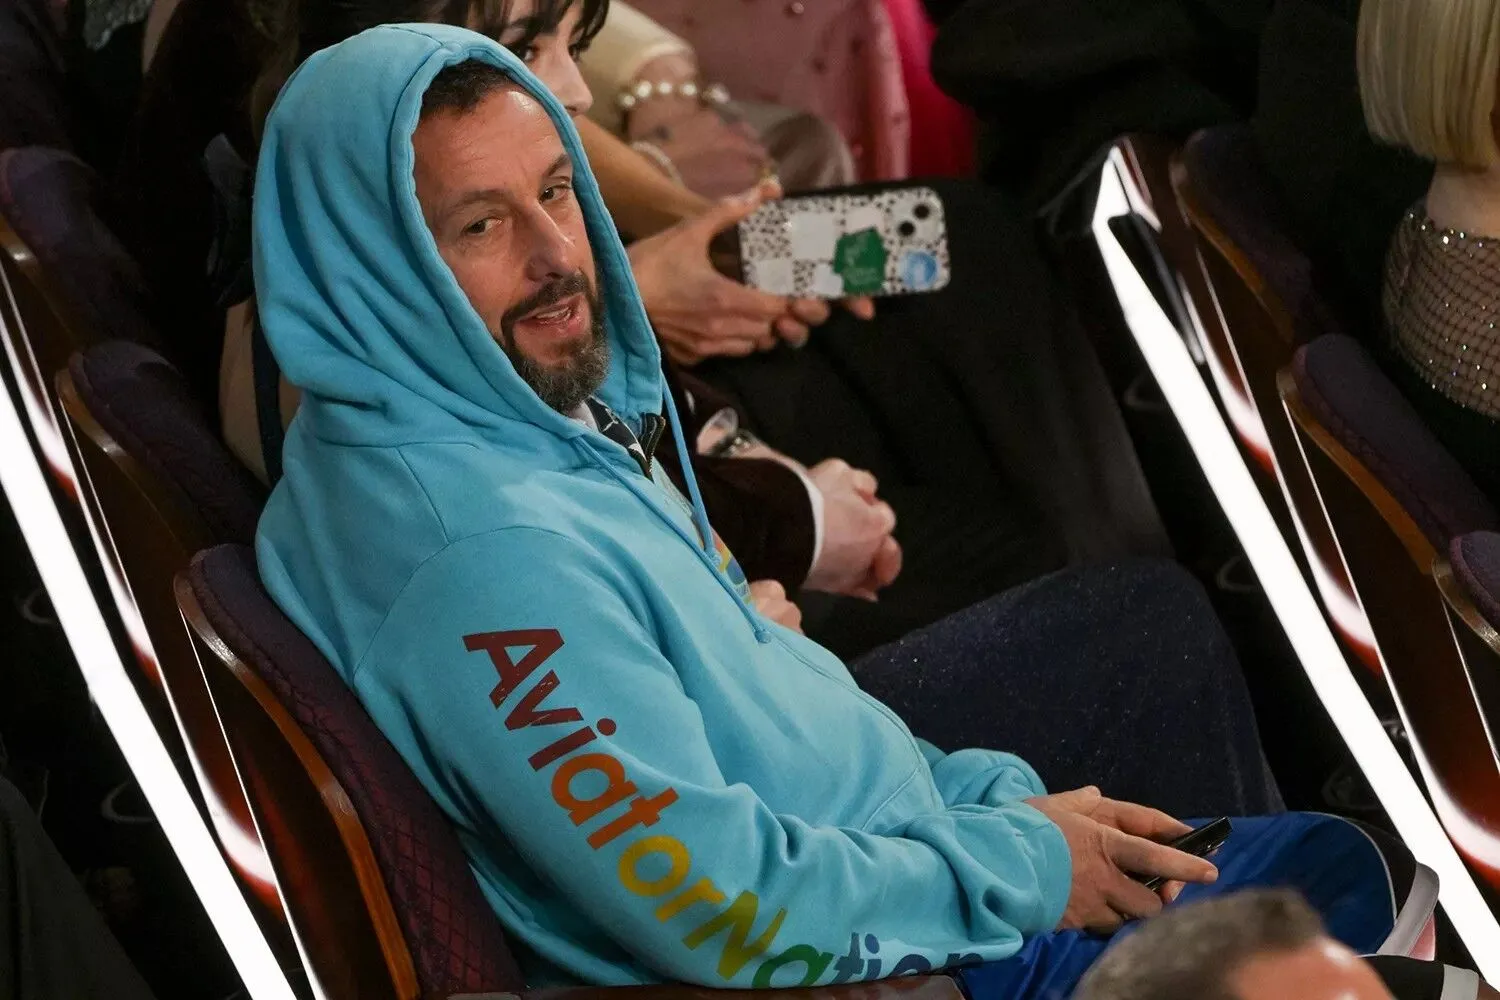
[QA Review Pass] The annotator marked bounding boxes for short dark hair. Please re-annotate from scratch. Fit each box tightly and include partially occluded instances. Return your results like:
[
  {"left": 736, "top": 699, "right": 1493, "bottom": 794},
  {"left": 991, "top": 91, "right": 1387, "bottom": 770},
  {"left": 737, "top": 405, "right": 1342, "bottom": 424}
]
[
  {"left": 421, "top": 59, "right": 515, "bottom": 117},
  {"left": 1073, "top": 890, "right": 1328, "bottom": 1000}
]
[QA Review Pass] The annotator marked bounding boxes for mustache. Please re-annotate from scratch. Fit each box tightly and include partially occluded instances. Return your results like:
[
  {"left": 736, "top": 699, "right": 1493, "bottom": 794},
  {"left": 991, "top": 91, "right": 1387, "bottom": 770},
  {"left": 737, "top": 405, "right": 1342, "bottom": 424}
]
[{"left": 501, "top": 271, "right": 595, "bottom": 330}]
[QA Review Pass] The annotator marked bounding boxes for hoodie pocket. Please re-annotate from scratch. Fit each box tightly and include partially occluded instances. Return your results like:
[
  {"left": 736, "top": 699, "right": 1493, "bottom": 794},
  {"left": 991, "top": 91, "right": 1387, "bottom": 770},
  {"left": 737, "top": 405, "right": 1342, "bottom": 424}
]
[{"left": 768, "top": 631, "right": 929, "bottom": 768}]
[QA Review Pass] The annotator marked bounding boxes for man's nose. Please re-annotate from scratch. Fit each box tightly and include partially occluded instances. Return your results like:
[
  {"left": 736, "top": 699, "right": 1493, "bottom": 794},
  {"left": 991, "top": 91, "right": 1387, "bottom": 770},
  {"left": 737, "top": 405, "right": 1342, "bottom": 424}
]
[{"left": 521, "top": 210, "right": 577, "bottom": 283}]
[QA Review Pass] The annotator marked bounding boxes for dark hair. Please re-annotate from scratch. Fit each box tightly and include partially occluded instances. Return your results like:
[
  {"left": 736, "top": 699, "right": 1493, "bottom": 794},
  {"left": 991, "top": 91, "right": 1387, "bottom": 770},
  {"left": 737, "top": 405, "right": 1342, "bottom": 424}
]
[
  {"left": 296, "top": 0, "right": 607, "bottom": 67},
  {"left": 421, "top": 59, "right": 515, "bottom": 117},
  {"left": 1072, "top": 890, "right": 1328, "bottom": 1000},
  {"left": 250, "top": 0, "right": 608, "bottom": 135}
]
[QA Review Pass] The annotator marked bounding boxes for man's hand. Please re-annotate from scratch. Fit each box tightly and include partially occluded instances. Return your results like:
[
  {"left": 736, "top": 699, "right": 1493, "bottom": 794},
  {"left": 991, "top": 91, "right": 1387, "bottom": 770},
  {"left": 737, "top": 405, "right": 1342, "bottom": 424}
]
[
  {"left": 749, "top": 580, "right": 803, "bottom": 633},
  {"left": 1027, "top": 787, "right": 1218, "bottom": 934},
  {"left": 803, "top": 460, "right": 902, "bottom": 599},
  {"left": 627, "top": 179, "right": 831, "bottom": 365}
]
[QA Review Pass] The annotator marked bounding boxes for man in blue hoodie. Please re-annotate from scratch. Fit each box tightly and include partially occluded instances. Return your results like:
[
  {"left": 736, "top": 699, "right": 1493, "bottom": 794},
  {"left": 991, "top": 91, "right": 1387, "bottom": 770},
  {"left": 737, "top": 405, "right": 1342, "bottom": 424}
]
[{"left": 253, "top": 24, "right": 1406, "bottom": 996}]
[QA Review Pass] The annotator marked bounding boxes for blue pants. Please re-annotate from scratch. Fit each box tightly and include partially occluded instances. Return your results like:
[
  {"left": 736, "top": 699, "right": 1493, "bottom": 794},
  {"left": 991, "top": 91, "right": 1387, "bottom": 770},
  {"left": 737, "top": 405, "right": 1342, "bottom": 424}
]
[{"left": 957, "top": 813, "right": 1397, "bottom": 1000}]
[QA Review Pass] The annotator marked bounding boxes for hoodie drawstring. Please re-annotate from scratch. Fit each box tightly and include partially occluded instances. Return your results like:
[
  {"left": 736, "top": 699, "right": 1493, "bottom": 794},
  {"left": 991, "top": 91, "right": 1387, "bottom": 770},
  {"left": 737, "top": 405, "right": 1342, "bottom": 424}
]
[{"left": 660, "top": 388, "right": 716, "bottom": 556}]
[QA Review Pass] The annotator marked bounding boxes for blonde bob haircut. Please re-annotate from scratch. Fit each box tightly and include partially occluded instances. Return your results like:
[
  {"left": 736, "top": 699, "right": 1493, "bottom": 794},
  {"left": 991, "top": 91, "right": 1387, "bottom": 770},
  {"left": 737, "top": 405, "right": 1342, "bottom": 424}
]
[{"left": 1357, "top": 0, "right": 1500, "bottom": 169}]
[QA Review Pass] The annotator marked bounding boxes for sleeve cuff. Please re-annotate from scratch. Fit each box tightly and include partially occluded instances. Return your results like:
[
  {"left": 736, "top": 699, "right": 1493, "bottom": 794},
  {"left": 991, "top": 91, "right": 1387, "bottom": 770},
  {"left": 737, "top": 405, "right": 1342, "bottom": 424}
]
[
  {"left": 786, "top": 461, "right": 825, "bottom": 579},
  {"left": 1003, "top": 802, "right": 1074, "bottom": 933}
]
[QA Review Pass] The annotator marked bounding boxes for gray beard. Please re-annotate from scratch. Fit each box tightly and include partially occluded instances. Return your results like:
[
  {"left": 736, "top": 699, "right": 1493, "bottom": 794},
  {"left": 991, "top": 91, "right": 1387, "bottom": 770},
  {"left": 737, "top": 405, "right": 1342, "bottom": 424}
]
[{"left": 508, "top": 332, "right": 611, "bottom": 414}]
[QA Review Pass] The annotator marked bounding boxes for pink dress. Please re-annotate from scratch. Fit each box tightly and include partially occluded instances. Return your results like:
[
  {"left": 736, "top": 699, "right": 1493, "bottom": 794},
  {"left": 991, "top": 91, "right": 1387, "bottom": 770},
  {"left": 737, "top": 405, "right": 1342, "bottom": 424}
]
[
  {"left": 883, "top": 0, "right": 975, "bottom": 177},
  {"left": 630, "top": 0, "right": 911, "bottom": 182}
]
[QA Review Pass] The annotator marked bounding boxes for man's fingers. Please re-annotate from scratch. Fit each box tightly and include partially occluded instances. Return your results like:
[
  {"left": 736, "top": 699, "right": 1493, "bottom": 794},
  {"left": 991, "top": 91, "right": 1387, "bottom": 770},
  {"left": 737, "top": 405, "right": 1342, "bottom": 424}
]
[
  {"left": 749, "top": 580, "right": 786, "bottom": 600},
  {"left": 1106, "top": 800, "right": 1193, "bottom": 841},
  {"left": 811, "top": 458, "right": 851, "bottom": 477},
  {"left": 850, "top": 538, "right": 902, "bottom": 601},
  {"left": 1108, "top": 832, "right": 1219, "bottom": 886},
  {"left": 869, "top": 500, "right": 897, "bottom": 535},
  {"left": 849, "top": 469, "right": 879, "bottom": 500},
  {"left": 871, "top": 536, "right": 902, "bottom": 588},
  {"left": 1103, "top": 870, "right": 1165, "bottom": 922},
  {"left": 843, "top": 296, "right": 876, "bottom": 321},
  {"left": 1158, "top": 880, "right": 1186, "bottom": 904},
  {"left": 1077, "top": 905, "right": 1125, "bottom": 935},
  {"left": 1049, "top": 786, "right": 1103, "bottom": 813}
]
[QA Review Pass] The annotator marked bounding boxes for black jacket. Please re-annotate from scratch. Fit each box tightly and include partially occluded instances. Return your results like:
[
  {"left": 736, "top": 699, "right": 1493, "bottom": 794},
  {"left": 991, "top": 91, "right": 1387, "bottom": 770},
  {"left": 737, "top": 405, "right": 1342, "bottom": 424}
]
[{"left": 931, "top": 0, "right": 1268, "bottom": 214}]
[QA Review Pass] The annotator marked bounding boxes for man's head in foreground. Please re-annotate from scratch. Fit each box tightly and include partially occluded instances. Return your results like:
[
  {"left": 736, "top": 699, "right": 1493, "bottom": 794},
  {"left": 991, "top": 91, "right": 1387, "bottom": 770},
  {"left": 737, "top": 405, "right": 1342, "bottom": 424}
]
[
  {"left": 414, "top": 59, "right": 608, "bottom": 413},
  {"left": 1073, "top": 889, "right": 1394, "bottom": 1000}
]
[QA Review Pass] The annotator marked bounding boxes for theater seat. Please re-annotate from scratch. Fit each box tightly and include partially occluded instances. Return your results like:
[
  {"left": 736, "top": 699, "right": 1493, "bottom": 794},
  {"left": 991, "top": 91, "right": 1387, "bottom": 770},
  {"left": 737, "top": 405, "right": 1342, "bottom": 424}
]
[
  {"left": 1173, "top": 125, "right": 1342, "bottom": 346},
  {"left": 1436, "top": 532, "right": 1500, "bottom": 791},
  {"left": 1280, "top": 337, "right": 1500, "bottom": 890},
  {"left": 0, "top": 146, "right": 164, "bottom": 488},
  {"left": 177, "top": 543, "right": 965, "bottom": 1000},
  {"left": 64, "top": 341, "right": 263, "bottom": 545},
  {"left": 0, "top": 147, "right": 159, "bottom": 352},
  {"left": 1171, "top": 129, "right": 1381, "bottom": 678},
  {"left": 178, "top": 544, "right": 523, "bottom": 997},
  {"left": 55, "top": 341, "right": 286, "bottom": 940},
  {"left": 1289, "top": 335, "right": 1499, "bottom": 549},
  {"left": 1447, "top": 532, "right": 1500, "bottom": 630}
]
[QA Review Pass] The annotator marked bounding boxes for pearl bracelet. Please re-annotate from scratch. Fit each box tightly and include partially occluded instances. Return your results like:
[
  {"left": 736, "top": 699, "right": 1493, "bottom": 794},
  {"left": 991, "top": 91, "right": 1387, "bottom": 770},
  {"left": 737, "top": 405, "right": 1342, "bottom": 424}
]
[
  {"left": 627, "top": 140, "right": 684, "bottom": 185},
  {"left": 616, "top": 78, "right": 731, "bottom": 113}
]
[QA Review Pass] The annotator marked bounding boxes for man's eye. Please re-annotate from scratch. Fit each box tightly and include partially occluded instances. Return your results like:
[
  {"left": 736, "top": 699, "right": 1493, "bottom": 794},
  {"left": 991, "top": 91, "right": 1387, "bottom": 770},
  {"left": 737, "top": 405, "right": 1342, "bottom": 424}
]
[
  {"left": 568, "top": 41, "right": 588, "bottom": 59},
  {"left": 518, "top": 44, "right": 539, "bottom": 63},
  {"left": 463, "top": 218, "right": 497, "bottom": 236},
  {"left": 542, "top": 181, "right": 573, "bottom": 203}
]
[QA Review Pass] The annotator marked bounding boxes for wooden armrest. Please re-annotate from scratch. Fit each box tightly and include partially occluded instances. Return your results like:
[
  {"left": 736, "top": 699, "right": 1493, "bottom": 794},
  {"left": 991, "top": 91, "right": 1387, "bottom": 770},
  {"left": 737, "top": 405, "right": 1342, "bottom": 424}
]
[{"left": 447, "top": 974, "right": 964, "bottom": 1000}]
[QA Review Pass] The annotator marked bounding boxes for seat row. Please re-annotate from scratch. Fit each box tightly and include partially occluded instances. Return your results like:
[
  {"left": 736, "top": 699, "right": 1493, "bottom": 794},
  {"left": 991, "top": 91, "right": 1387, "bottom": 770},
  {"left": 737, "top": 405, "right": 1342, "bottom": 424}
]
[
  {"left": 1114, "top": 127, "right": 1500, "bottom": 895},
  {"left": 4, "top": 121, "right": 1500, "bottom": 992}
]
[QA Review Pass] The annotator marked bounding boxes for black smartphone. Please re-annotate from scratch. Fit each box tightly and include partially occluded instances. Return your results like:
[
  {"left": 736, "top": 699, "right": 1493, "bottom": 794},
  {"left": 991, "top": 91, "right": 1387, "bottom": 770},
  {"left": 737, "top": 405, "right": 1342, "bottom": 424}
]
[{"left": 1139, "top": 817, "right": 1232, "bottom": 892}]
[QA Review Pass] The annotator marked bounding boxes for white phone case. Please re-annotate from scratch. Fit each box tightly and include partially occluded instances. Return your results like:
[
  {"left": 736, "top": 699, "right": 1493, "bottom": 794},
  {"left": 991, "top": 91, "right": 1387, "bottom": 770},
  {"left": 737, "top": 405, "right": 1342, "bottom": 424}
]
[{"left": 737, "top": 186, "right": 951, "bottom": 299}]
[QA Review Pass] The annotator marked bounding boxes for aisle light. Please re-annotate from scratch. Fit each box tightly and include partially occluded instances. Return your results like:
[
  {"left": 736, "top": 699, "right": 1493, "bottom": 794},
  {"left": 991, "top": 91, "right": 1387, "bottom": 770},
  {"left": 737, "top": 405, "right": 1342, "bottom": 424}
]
[
  {"left": 0, "top": 347, "right": 298, "bottom": 997},
  {"left": 59, "top": 432, "right": 282, "bottom": 895},
  {"left": 1093, "top": 149, "right": 1500, "bottom": 975},
  {"left": 1170, "top": 237, "right": 1380, "bottom": 659}
]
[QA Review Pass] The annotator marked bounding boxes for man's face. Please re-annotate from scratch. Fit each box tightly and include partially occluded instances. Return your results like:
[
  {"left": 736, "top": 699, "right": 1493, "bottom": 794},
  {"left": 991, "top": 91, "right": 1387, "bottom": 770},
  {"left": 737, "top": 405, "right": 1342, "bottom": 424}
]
[
  {"left": 412, "top": 83, "right": 607, "bottom": 413},
  {"left": 1230, "top": 939, "right": 1394, "bottom": 1000}
]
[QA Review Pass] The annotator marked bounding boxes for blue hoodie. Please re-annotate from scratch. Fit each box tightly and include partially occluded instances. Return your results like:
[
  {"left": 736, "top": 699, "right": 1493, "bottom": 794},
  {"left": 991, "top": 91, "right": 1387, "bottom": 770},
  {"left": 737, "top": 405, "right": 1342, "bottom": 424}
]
[{"left": 253, "top": 24, "right": 1071, "bottom": 988}]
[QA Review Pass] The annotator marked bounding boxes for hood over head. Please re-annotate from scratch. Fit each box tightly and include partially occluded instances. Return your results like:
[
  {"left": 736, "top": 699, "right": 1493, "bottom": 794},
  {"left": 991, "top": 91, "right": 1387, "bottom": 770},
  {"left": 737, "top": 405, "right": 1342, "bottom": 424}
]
[{"left": 252, "top": 22, "right": 665, "bottom": 451}]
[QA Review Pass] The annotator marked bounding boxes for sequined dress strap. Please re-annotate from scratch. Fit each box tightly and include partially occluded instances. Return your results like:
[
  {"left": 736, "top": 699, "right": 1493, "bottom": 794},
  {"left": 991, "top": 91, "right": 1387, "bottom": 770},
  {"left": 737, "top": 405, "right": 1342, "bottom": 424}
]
[{"left": 1384, "top": 207, "right": 1500, "bottom": 421}]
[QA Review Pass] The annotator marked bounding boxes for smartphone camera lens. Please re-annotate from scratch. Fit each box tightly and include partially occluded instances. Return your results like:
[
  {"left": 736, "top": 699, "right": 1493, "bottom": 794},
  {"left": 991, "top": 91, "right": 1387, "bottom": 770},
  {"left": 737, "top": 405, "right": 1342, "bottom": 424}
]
[
  {"left": 898, "top": 221, "right": 917, "bottom": 237},
  {"left": 914, "top": 203, "right": 932, "bottom": 220}
]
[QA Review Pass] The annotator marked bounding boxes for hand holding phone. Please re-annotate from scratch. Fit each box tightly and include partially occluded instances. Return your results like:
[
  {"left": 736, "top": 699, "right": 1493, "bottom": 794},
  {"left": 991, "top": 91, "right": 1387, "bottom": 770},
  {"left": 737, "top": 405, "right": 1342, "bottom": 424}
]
[
  {"left": 1137, "top": 818, "right": 1233, "bottom": 892},
  {"left": 736, "top": 186, "right": 952, "bottom": 300},
  {"left": 1029, "top": 788, "right": 1221, "bottom": 934}
]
